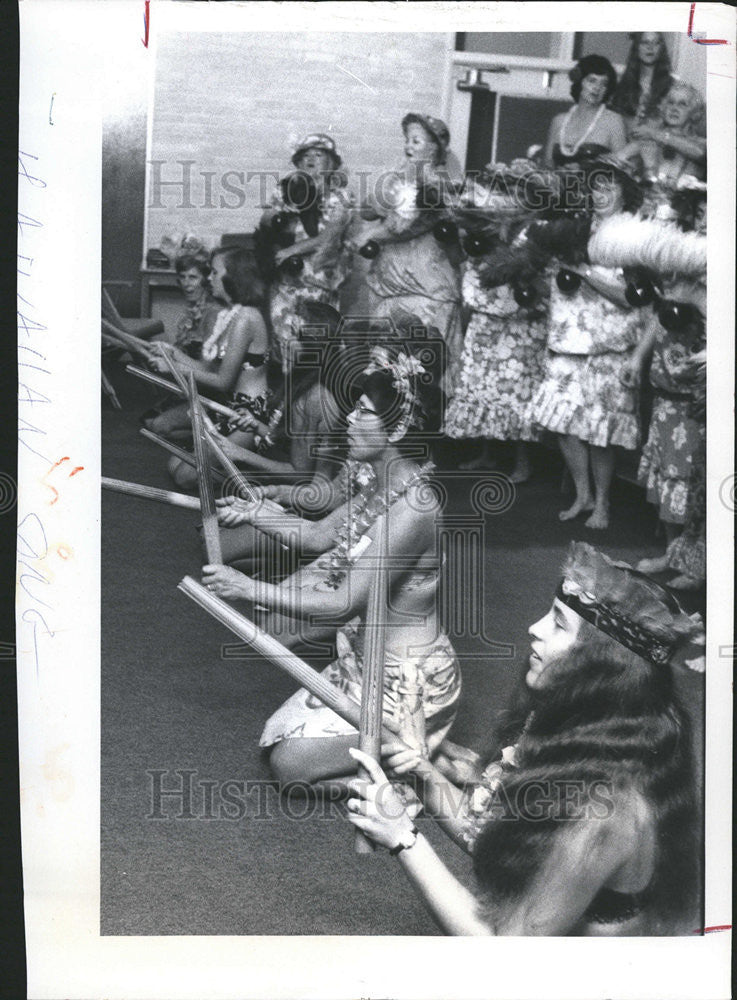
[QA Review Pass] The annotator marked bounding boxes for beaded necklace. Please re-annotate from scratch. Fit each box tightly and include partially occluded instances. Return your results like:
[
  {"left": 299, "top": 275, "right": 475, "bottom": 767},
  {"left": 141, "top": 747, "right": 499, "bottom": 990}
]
[
  {"left": 323, "top": 461, "right": 434, "bottom": 590},
  {"left": 558, "top": 103, "right": 606, "bottom": 157}
]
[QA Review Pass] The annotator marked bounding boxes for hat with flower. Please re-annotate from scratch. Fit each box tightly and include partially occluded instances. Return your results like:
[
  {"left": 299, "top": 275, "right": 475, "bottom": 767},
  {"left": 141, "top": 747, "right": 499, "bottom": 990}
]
[
  {"left": 402, "top": 113, "right": 450, "bottom": 163},
  {"left": 291, "top": 133, "right": 342, "bottom": 169}
]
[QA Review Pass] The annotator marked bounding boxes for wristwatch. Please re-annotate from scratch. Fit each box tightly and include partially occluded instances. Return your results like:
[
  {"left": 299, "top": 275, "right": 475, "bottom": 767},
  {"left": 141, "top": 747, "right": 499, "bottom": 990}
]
[{"left": 389, "top": 825, "right": 419, "bottom": 857}]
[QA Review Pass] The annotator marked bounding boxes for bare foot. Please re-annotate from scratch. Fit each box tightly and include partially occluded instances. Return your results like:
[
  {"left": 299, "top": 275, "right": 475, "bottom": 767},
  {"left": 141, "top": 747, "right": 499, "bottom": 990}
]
[
  {"left": 460, "top": 455, "right": 498, "bottom": 471},
  {"left": 669, "top": 573, "right": 703, "bottom": 591},
  {"left": 509, "top": 466, "right": 531, "bottom": 485},
  {"left": 637, "top": 554, "right": 670, "bottom": 574},
  {"left": 585, "top": 506, "right": 610, "bottom": 530},
  {"left": 559, "top": 497, "right": 593, "bottom": 521}
]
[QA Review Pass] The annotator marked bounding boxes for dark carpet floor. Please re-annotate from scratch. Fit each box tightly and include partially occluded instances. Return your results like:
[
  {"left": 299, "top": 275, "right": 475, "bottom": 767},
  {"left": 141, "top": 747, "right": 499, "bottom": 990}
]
[{"left": 101, "top": 374, "right": 705, "bottom": 936}]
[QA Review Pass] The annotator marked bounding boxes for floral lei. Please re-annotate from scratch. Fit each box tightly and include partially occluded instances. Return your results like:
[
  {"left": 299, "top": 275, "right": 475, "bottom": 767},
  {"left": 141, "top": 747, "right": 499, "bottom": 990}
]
[{"left": 323, "top": 461, "right": 434, "bottom": 590}]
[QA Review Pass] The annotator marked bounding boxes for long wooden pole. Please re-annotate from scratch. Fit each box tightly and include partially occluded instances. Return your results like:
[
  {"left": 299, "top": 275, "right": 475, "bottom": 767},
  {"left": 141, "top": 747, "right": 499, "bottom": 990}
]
[
  {"left": 101, "top": 318, "right": 155, "bottom": 358},
  {"left": 187, "top": 370, "right": 223, "bottom": 563},
  {"left": 139, "top": 428, "right": 226, "bottom": 483},
  {"left": 125, "top": 364, "right": 241, "bottom": 420},
  {"left": 203, "top": 427, "right": 259, "bottom": 504},
  {"left": 355, "top": 516, "right": 388, "bottom": 853},
  {"left": 102, "top": 476, "right": 200, "bottom": 510},
  {"left": 177, "top": 576, "right": 399, "bottom": 740}
]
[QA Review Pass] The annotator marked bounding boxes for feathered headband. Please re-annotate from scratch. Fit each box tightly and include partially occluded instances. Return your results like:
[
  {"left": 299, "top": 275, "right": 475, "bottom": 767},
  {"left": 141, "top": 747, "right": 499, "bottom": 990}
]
[
  {"left": 557, "top": 543, "right": 704, "bottom": 670},
  {"left": 362, "top": 346, "right": 427, "bottom": 443}
]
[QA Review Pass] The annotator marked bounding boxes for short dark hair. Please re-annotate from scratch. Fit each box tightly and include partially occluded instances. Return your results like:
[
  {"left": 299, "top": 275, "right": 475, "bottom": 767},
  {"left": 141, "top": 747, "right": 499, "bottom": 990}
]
[{"left": 569, "top": 54, "right": 618, "bottom": 103}]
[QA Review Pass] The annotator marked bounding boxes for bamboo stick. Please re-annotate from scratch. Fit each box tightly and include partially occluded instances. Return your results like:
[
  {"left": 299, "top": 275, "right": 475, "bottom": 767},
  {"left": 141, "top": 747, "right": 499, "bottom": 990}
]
[
  {"left": 177, "top": 575, "right": 399, "bottom": 740},
  {"left": 355, "top": 516, "right": 388, "bottom": 854},
  {"left": 101, "top": 317, "right": 155, "bottom": 357},
  {"left": 188, "top": 370, "right": 223, "bottom": 563},
  {"left": 139, "top": 428, "right": 226, "bottom": 484},
  {"left": 125, "top": 365, "right": 241, "bottom": 420},
  {"left": 203, "top": 427, "right": 259, "bottom": 504},
  {"left": 102, "top": 476, "right": 200, "bottom": 510}
]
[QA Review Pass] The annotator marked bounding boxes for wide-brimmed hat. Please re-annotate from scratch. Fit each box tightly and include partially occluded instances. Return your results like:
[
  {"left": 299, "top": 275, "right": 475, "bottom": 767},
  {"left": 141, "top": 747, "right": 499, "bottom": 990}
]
[
  {"left": 291, "top": 133, "right": 342, "bottom": 169},
  {"left": 401, "top": 113, "right": 450, "bottom": 161}
]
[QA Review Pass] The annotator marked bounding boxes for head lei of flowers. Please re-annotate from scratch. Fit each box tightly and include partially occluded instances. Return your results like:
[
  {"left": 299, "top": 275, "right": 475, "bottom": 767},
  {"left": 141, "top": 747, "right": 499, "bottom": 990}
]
[
  {"left": 557, "top": 542, "right": 704, "bottom": 670},
  {"left": 361, "top": 345, "right": 428, "bottom": 443}
]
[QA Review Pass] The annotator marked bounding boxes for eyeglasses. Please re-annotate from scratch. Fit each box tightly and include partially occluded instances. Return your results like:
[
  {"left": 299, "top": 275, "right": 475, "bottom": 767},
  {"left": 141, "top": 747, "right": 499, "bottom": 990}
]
[{"left": 350, "top": 400, "right": 380, "bottom": 419}]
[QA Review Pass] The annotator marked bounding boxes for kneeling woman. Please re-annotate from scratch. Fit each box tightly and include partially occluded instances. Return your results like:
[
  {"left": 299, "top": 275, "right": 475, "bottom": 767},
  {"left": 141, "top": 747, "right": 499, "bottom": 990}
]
[
  {"left": 202, "top": 347, "right": 461, "bottom": 785},
  {"left": 347, "top": 543, "right": 703, "bottom": 935}
]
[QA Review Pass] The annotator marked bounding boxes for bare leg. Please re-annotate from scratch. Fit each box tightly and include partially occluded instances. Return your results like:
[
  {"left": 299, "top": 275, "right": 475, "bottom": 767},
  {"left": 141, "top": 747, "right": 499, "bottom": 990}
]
[
  {"left": 586, "top": 445, "right": 614, "bottom": 529},
  {"left": 637, "top": 554, "right": 670, "bottom": 574},
  {"left": 168, "top": 456, "right": 198, "bottom": 490},
  {"left": 509, "top": 441, "right": 532, "bottom": 484},
  {"left": 558, "top": 435, "right": 592, "bottom": 520},
  {"left": 670, "top": 573, "right": 703, "bottom": 590},
  {"left": 269, "top": 735, "right": 359, "bottom": 785},
  {"left": 664, "top": 522, "right": 680, "bottom": 545},
  {"left": 145, "top": 402, "right": 191, "bottom": 435}
]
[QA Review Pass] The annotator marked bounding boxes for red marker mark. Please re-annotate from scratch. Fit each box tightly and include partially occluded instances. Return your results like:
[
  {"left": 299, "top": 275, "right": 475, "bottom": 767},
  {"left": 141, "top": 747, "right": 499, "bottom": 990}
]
[
  {"left": 57, "top": 546, "right": 72, "bottom": 561},
  {"left": 142, "top": 0, "right": 150, "bottom": 48},
  {"left": 688, "top": 4, "right": 727, "bottom": 45},
  {"left": 42, "top": 457, "right": 84, "bottom": 505},
  {"left": 692, "top": 924, "right": 732, "bottom": 934}
]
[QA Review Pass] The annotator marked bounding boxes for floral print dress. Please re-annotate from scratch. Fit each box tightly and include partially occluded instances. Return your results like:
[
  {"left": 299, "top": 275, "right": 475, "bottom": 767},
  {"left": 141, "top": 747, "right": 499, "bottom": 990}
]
[
  {"left": 638, "top": 319, "right": 706, "bottom": 524},
  {"left": 530, "top": 267, "right": 645, "bottom": 450},
  {"left": 444, "top": 260, "right": 548, "bottom": 440}
]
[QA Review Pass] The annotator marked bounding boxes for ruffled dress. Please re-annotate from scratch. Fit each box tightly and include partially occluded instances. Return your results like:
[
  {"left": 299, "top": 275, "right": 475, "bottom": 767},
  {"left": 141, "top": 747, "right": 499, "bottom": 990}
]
[
  {"left": 444, "top": 261, "right": 547, "bottom": 440},
  {"left": 529, "top": 270, "right": 643, "bottom": 449},
  {"left": 638, "top": 323, "right": 706, "bottom": 525},
  {"left": 268, "top": 184, "right": 353, "bottom": 367}
]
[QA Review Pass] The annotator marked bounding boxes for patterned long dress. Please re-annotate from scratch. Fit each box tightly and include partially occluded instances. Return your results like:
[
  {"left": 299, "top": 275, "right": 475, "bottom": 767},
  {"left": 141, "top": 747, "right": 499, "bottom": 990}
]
[
  {"left": 638, "top": 319, "right": 706, "bottom": 525},
  {"left": 444, "top": 260, "right": 547, "bottom": 440},
  {"left": 365, "top": 174, "right": 462, "bottom": 371}
]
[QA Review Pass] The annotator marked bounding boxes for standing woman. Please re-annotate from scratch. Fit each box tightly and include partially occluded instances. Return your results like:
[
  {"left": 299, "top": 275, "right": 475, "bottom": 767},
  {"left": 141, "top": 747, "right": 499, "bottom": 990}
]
[
  {"left": 263, "top": 133, "right": 353, "bottom": 371},
  {"left": 444, "top": 169, "right": 549, "bottom": 480},
  {"left": 202, "top": 346, "right": 462, "bottom": 786},
  {"left": 609, "top": 32, "right": 674, "bottom": 134},
  {"left": 529, "top": 159, "right": 649, "bottom": 529},
  {"left": 358, "top": 114, "right": 463, "bottom": 369},
  {"left": 544, "top": 55, "right": 626, "bottom": 168}
]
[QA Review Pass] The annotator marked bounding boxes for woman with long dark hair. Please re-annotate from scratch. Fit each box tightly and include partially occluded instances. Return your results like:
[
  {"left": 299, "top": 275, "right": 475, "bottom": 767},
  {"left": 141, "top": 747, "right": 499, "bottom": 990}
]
[
  {"left": 610, "top": 32, "right": 674, "bottom": 132},
  {"left": 345, "top": 543, "right": 703, "bottom": 935}
]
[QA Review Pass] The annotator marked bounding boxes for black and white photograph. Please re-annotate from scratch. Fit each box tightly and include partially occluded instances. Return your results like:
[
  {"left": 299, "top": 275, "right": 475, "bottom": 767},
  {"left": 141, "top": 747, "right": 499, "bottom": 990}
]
[{"left": 15, "top": 2, "right": 734, "bottom": 998}]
